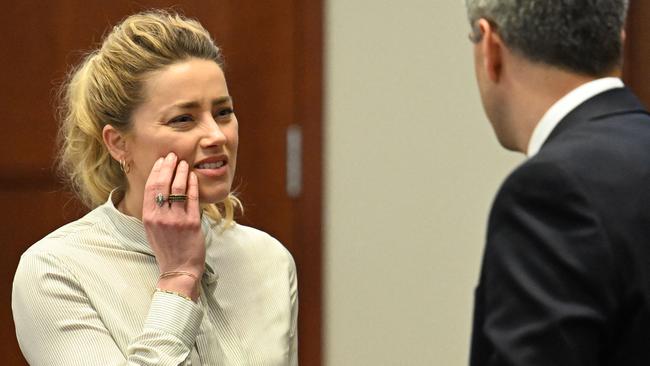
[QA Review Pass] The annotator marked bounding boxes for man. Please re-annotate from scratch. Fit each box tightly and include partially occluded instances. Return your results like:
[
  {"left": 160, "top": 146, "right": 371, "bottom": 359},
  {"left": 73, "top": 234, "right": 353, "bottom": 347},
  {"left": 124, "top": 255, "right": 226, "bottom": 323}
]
[{"left": 466, "top": 1, "right": 650, "bottom": 365}]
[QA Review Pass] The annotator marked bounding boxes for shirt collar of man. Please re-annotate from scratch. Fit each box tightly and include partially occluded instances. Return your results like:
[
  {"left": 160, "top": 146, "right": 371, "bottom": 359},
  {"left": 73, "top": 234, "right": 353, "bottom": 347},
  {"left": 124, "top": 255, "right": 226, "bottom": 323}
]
[{"left": 526, "top": 77, "right": 624, "bottom": 157}]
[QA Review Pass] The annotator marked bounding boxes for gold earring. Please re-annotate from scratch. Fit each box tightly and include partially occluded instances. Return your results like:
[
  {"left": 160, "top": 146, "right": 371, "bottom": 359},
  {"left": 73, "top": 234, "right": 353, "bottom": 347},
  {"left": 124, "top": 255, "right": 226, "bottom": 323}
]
[{"left": 119, "top": 158, "right": 131, "bottom": 174}]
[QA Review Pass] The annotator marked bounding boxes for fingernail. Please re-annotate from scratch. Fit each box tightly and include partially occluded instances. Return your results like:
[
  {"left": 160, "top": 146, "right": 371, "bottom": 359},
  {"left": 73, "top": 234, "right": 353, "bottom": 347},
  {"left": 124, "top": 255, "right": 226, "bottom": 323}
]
[{"left": 166, "top": 152, "right": 175, "bottom": 161}]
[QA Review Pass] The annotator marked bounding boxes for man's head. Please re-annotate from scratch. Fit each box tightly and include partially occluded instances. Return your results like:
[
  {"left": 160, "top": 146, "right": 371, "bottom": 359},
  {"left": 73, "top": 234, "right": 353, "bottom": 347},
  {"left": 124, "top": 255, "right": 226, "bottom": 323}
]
[
  {"left": 466, "top": 0, "right": 629, "bottom": 77},
  {"left": 466, "top": 0, "right": 629, "bottom": 151}
]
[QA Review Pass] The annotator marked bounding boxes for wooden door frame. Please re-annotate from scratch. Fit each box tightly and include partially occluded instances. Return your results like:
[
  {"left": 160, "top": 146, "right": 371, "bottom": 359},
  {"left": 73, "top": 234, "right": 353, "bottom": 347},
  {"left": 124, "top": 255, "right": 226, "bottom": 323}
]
[
  {"left": 293, "top": 0, "right": 324, "bottom": 364},
  {"left": 623, "top": 0, "right": 650, "bottom": 105}
]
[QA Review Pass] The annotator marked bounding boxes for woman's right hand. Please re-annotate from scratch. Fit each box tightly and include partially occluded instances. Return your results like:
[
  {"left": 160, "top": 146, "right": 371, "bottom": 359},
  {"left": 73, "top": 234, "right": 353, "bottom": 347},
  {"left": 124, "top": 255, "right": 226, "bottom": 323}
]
[{"left": 142, "top": 152, "right": 205, "bottom": 301}]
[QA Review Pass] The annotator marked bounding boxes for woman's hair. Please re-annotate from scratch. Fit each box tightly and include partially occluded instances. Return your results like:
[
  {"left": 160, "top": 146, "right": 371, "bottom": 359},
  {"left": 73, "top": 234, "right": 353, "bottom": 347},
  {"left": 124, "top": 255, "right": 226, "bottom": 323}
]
[{"left": 57, "top": 9, "right": 241, "bottom": 225}]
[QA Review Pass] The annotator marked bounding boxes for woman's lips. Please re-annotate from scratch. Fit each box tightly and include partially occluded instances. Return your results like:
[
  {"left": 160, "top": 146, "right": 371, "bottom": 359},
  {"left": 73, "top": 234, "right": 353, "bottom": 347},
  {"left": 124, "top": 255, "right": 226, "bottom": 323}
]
[
  {"left": 195, "top": 161, "right": 225, "bottom": 169},
  {"left": 193, "top": 157, "right": 228, "bottom": 177}
]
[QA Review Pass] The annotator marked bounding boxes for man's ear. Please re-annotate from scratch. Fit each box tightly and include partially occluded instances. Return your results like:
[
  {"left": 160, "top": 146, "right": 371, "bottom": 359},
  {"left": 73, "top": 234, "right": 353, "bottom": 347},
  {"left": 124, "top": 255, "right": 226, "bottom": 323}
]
[
  {"left": 478, "top": 19, "right": 503, "bottom": 83},
  {"left": 102, "top": 124, "right": 128, "bottom": 162}
]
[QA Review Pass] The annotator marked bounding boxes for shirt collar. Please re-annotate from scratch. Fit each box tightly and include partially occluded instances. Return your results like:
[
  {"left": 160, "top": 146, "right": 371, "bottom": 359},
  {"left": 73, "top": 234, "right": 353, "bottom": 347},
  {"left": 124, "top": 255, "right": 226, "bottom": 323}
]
[{"left": 526, "top": 77, "right": 624, "bottom": 157}]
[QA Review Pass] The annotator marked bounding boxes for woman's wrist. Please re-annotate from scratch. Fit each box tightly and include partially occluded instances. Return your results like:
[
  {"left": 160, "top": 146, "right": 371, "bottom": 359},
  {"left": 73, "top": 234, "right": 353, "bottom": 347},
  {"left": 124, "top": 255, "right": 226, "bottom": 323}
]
[
  {"left": 157, "top": 272, "right": 201, "bottom": 302},
  {"left": 159, "top": 270, "right": 201, "bottom": 282}
]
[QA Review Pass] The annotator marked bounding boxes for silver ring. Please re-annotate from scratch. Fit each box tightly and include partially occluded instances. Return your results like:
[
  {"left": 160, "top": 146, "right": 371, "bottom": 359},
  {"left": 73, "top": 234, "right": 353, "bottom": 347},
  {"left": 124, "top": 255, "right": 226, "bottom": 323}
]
[{"left": 155, "top": 193, "right": 166, "bottom": 208}]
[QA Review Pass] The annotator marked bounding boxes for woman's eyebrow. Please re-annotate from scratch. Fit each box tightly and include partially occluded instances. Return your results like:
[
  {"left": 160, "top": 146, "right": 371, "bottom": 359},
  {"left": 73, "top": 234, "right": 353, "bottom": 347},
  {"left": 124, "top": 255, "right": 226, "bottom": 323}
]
[
  {"left": 166, "top": 96, "right": 232, "bottom": 112},
  {"left": 212, "top": 96, "right": 232, "bottom": 105}
]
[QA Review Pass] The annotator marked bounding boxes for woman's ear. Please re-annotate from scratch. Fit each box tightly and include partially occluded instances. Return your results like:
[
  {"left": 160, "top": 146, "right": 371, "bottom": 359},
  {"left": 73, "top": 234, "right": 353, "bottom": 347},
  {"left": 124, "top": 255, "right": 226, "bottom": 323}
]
[{"left": 102, "top": 124, "right": 128, "bottom": 162}]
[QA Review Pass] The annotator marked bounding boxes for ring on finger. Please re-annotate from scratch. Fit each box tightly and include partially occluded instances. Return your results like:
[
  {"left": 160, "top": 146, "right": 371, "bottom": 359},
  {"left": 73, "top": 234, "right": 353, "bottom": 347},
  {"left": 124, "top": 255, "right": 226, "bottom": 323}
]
[
  {"left": 155, "top": 193, "right": 166, "bottom": 208},
  {"left": 167, "top": 194, "right": 188, "bottom": 207}
]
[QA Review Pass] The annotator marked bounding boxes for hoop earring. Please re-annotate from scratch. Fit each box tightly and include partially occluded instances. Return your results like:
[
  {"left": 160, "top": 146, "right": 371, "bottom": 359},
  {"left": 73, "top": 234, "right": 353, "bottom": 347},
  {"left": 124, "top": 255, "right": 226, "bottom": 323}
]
[{"left": 119, "top": 158, "right": 131, "bottom": 174}]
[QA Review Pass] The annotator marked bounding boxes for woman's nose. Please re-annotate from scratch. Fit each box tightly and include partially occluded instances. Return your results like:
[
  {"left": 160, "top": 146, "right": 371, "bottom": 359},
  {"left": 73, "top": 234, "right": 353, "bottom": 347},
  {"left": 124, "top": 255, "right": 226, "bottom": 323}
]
[{"left": 200, "top": 119, "right": 227, "bottom": 148}]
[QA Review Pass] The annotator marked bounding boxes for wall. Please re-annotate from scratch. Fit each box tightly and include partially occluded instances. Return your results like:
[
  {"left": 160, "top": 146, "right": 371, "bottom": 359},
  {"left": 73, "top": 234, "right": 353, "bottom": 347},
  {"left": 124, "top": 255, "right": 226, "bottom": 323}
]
[{"left": 324, "top": 1, "right": 522, "bottom": 364}]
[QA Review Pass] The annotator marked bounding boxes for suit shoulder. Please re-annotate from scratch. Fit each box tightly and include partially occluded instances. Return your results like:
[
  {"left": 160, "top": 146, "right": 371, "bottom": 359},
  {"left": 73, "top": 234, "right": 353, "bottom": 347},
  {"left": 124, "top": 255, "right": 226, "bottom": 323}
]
[
  {"left": 543, "top": 113, "right": 650, "bottom": 167},
  {"left": 499, "top": 158, "right": 573, "bottom": 194},
  {"left": 531, "top": 116, "right": 650, "bottom": 192}
]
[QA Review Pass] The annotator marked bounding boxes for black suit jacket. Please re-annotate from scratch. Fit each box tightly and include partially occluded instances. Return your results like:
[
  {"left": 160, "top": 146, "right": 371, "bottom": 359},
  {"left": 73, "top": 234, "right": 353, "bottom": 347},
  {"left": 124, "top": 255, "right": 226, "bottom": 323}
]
[{"left": 470, "top": 87, "right": 650, "bottom": 366}]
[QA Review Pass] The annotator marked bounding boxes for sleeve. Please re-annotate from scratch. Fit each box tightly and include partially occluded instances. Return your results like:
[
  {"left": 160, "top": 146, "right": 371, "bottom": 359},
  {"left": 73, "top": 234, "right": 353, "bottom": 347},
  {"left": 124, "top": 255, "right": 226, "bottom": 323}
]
[
  {"left": 288, "top": 253, "right": 299, "bottom": 366},
  {"left": 470, "top": 161, "right": 620, "bottom": 366},
  {"left": 12, "top": 250, "right": 204, "bottom": 366}
]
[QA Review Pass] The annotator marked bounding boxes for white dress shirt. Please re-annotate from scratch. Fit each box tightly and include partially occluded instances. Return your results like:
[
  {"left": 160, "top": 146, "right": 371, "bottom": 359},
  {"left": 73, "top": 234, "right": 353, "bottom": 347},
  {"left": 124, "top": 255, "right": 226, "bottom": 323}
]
[
  {"left": 527, "top": 77, "right": 624, "bottom": 157},
  {"left": 12, "top": 194, "right": 298, "bottom": 366}
]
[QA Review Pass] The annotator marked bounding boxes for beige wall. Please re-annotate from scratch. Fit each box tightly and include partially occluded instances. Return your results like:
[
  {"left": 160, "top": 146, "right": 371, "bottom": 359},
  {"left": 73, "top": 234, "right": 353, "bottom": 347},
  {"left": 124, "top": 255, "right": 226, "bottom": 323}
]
[{"left": 324, "top": 1, "right": 522, "bottom": 365}]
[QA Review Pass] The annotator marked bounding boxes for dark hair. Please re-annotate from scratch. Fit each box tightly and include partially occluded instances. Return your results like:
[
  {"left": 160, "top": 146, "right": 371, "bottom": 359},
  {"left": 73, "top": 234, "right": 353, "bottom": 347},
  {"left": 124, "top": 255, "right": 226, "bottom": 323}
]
[{"left": 466, "top": 0, "right": 629, "bottom": 76}]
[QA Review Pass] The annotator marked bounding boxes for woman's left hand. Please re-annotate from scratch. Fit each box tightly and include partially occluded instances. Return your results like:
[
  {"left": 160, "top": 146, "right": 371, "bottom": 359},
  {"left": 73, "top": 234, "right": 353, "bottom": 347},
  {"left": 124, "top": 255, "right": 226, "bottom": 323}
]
[{"left": 142, "top": 152, "right": 205, "bottom": 301}]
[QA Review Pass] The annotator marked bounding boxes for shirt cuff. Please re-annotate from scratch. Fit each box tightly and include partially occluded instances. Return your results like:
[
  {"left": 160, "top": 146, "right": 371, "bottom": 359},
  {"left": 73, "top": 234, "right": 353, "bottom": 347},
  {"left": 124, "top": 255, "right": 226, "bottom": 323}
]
[{"left": 144, "top": 291, "right": 204, "bottom": 350}]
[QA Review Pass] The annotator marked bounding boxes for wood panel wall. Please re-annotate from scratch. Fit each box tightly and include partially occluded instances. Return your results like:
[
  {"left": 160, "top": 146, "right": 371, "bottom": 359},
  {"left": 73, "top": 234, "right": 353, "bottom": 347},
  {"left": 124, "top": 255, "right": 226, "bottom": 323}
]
[{"left": 624, "top": 0, "right": 650, "bottom": 107}]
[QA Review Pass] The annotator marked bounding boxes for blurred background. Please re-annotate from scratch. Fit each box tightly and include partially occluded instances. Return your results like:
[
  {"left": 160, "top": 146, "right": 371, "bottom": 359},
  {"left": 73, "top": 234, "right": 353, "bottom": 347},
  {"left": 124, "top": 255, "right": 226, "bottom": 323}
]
[{"left": 1, "top": 0, "right": 649, "bottom": 365}]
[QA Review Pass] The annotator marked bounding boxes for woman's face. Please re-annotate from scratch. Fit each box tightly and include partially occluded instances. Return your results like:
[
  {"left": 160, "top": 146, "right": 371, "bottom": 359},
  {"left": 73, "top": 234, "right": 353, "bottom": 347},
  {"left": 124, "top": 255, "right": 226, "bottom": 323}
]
[{"left": 125, "top": 58, "right": 238, "bottom": 204}]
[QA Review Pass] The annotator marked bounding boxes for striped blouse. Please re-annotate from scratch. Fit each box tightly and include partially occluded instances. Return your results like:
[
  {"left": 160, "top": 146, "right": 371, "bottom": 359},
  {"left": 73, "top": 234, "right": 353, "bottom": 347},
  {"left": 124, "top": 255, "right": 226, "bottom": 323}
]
[{"left": 12, "top": 196, "right": 298, "bottom": 365}]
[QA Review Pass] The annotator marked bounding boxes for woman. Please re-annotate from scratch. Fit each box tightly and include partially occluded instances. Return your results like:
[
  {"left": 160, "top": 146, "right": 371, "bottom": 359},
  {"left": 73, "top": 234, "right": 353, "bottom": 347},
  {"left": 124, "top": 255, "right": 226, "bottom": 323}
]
[{"left": 12, "top": 10, "right": 298, "bottom": 366}]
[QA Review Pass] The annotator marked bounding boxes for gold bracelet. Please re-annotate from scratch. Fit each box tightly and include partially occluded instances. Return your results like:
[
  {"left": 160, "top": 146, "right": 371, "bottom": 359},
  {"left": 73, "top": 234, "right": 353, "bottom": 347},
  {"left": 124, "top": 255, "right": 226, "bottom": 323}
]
[
  {"left": 155, "top": 288, "right": 193, "bottom": 302},
  {"left": 158, "top": 270, "right": 200, "bottom": 281}
]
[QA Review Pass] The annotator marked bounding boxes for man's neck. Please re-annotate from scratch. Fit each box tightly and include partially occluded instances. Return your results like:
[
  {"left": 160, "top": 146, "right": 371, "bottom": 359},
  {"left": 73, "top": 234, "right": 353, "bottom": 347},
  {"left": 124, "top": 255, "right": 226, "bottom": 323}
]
[{"left": 506, "top": 60, "right": 601, "bottom": 152}]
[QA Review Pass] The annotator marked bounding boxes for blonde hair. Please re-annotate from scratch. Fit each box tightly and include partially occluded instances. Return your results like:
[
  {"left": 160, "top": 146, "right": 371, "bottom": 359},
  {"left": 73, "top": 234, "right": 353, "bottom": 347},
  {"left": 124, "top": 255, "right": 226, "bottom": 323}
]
[{"left": 57, "top": 10, "right": 241, "bottom": 225}]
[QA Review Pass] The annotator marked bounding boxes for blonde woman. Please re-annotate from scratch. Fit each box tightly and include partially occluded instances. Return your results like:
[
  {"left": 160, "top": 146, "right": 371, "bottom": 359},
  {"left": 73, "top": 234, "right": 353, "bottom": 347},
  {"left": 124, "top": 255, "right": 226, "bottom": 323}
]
[{"left": 12, "top": 10, "right": 297, "bottom": 366}]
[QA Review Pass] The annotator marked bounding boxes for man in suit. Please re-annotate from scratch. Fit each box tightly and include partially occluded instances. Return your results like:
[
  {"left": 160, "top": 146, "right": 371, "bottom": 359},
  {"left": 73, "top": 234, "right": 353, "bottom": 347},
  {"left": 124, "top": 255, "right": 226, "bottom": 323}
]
[{"left": 466, "top": 1, "right": 650, "bottom": 365}]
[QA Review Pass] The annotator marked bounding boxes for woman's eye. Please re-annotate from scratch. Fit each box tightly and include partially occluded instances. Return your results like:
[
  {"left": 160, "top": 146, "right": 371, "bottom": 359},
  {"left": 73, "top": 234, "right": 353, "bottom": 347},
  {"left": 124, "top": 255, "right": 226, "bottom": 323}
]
[
  {"left": 215, "top": 108, "right": 234, "bottom": 118},
  {"left": 168, "top": 114, "right": 194, "bottom": 124}
]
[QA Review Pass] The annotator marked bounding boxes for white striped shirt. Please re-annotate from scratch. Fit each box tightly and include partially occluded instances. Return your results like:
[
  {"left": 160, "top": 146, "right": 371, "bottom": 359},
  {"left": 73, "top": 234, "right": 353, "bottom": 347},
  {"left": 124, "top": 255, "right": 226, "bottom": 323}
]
[{"left": 12, "top": 196, "right": 298, "bottom": 365}]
